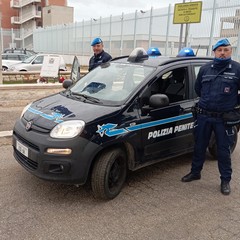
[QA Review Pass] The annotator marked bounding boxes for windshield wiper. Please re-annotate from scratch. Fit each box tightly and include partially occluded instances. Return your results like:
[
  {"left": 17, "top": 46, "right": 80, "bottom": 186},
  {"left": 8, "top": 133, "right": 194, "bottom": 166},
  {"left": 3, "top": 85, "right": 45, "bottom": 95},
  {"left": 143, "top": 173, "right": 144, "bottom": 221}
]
[{"left": 71, "top": 92, "right": 102, "bottom": 103}]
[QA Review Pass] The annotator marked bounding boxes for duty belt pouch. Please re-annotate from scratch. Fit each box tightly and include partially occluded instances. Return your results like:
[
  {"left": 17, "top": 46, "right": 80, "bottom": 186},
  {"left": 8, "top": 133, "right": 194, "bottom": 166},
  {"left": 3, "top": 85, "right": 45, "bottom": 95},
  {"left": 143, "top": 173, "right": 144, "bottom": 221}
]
[
  {"left": 191, "top": 105, "right": 198, "bottom": 119},
  {"left": 223, "top": 108, "right": 240, "bottom": 126}
]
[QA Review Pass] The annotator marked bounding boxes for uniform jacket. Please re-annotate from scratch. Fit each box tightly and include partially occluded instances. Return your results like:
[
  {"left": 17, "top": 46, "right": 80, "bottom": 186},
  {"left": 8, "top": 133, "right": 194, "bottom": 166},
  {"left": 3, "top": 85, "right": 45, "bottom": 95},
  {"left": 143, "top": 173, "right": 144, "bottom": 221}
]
[
  {"left": 195, "top": 59, "right": 240, "bottom": 112},
  {"left": 88, "top": 51, "right": 112, "bottom": 71}
]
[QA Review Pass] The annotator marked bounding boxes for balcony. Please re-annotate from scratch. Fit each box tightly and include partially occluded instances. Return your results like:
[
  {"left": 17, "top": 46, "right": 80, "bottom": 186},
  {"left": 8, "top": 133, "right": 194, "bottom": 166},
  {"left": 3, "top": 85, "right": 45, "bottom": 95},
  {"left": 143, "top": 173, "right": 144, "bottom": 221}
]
[
  {"left": 11, "top": 11, "right": 41, "bottom": 24},
  {"left": 15, "top": 28, "right": 35, "bottom": 41},
  {"left": 10, "top": 0, "right": 41, "bottom": 8}
]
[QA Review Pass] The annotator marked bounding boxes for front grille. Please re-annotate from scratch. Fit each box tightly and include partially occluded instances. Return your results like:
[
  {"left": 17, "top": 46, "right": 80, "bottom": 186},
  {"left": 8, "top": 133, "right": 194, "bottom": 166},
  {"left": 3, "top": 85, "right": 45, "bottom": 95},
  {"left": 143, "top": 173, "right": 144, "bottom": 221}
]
[
  {"left": 13, "top": 132, "right": 40, "bottom": 152},
  {"left": 14, "top": 148, "right": 38, "bottom": 170},
  {"left": 22, "top": 118, "right": 50, "bottom": 133}
]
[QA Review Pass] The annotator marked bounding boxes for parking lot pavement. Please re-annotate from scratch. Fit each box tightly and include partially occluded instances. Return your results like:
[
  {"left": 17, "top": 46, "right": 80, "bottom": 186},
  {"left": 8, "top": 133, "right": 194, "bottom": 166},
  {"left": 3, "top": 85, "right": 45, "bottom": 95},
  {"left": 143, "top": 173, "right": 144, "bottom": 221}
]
[
  {"left": 1, "top": 85, "right": 240, "bottom": 239},
  {"left": 1, "top": 141, "right": 240, "bottom": 240}
]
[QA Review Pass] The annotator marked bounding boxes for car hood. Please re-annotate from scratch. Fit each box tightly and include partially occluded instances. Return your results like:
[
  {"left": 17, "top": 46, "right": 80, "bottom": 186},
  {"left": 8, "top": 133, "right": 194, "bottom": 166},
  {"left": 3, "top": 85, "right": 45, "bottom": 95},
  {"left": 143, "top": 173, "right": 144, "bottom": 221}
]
[{"left": 23, "top": 92, "right": 122, "bottom": 130}]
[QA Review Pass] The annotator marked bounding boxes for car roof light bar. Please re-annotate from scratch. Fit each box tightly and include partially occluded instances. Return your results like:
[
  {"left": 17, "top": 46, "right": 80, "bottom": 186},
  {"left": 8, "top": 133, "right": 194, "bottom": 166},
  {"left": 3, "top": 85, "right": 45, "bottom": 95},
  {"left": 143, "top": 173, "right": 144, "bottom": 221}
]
[{"left": 127, "top": 48, "right": 149, "bottom": 63}]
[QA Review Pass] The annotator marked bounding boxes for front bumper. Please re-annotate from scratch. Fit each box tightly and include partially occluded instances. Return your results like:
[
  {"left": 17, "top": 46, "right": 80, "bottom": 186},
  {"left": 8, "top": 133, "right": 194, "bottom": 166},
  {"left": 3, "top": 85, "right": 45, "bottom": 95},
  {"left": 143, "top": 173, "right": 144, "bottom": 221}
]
[{"left": 12, "top": 119, "right": 102, "bottom": 185}]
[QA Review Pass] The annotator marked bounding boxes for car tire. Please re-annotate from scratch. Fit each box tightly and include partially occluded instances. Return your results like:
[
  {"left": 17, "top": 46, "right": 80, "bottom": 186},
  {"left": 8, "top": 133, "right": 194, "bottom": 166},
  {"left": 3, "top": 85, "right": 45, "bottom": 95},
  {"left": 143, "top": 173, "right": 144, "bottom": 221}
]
[
  {"left": 2, "top": 66, "right": 7, "bottom": 71},
  {"left": 91, "top": 148, "right": 127, "bottom": 200},
  {"left": 208, "top": 126, "right": 238, "bottom": 159}
]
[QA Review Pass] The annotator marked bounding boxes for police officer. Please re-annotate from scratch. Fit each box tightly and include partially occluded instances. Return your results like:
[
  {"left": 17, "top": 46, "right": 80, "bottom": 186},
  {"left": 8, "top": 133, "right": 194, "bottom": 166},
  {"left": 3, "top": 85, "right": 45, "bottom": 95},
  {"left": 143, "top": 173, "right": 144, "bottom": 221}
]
[
  {"left": 88, "top": 38, "right": 112, "bottom": 71},
  {"left": 181, "top": 38, "right": 240, "bottom": 195}
]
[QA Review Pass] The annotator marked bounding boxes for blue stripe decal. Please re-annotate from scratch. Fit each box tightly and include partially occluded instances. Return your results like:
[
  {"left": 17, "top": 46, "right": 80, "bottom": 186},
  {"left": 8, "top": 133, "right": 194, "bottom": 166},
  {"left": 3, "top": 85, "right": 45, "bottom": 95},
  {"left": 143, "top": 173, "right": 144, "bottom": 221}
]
[
  {"left": 27, "top": 107, "right": 64, "bottom": 123},
  {"left": 97, "top": 113, "right": 193, "bottom": 137},
  {"left": 126, "top": 113, "right": 193, "bottom": 131}
]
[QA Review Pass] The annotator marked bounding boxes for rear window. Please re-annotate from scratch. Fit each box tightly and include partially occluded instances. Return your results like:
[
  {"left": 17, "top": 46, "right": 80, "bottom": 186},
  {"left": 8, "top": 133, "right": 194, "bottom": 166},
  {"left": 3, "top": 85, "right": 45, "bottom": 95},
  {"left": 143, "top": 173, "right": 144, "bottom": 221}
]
[{"left": 2, "top": 54, "right": 27, "bottom": 61}]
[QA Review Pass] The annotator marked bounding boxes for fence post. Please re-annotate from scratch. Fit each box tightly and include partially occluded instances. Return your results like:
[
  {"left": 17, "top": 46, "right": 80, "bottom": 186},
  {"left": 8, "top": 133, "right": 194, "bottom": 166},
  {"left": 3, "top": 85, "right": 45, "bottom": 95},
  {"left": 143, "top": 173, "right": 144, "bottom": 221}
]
[
  {"left": 133, "top": 10, "right": 137, "bottom": 48},
  {"left": 165, "top": 4, "right": 172, "bottom": 55},
  {"left": 109, "top": 15, "right": 112, "bottom": 54},
  {"left": 99, "top": 16, "right": 102, "bottom": 37},
  {"left": 208, "top": 0, "right": 217, "bottom": 56},
  {"left": 82, "top": 19, "right": 84, "bottom": 56},
  {"left": 148, "top": 7, "right": 153, "bottom": 49},
  {"left": 236, "top": 31, "right": 240, "bottom": 62},
  {"left": 120, "top": 12, "right": 124, "bottom": 56}
]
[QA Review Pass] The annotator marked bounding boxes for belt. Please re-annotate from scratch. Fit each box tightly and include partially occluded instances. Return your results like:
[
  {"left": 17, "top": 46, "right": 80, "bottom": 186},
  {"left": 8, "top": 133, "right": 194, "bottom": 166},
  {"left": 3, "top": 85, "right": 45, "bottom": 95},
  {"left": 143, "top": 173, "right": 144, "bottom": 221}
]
[{"left": 196, "top": 107, "right": 224, "bottom": 118}]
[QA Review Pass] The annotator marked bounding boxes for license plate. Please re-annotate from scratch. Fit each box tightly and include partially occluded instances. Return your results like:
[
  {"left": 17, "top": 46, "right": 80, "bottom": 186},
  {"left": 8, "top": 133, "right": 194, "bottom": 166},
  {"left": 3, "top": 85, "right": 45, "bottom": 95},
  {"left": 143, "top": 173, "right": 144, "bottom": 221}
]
[{"left": 16, "top": 140, "right": 29, "bottom": 158}]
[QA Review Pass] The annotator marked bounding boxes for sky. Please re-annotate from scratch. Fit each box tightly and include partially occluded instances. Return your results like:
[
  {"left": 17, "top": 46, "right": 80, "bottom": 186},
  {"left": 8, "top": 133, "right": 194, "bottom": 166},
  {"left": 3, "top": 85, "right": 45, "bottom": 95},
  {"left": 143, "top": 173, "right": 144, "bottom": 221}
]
[{"left": 67, "top": 0, "right": 183, "bottom": 22}]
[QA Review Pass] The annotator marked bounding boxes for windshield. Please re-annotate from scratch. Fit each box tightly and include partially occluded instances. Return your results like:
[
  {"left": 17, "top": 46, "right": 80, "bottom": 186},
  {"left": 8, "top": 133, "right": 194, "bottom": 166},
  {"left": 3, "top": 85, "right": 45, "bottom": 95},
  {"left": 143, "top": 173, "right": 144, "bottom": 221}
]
[
  {"left": 70, "top": 62, "right": 155, "bottom": 105},
  {"left": 22, "top": 55, "right": 36, "bottom": 63}
]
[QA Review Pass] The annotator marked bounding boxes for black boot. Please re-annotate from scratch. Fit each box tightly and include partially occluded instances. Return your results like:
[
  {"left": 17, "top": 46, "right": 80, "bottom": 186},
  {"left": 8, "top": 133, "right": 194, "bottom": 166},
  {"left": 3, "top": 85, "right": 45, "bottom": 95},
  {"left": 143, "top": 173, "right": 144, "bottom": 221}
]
[
  {"left": 181, "top": 172, "right": 201, "bottom": 182},
  {"left": 220, "top": 181, "right": 231, "bottom": 195}
]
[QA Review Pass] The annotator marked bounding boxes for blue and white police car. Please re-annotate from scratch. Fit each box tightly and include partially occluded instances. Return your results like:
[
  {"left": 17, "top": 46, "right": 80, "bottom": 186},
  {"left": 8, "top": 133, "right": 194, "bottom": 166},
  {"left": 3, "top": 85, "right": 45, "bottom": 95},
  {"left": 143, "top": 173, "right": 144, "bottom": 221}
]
[{"left": 12, "top": 48, "right": 239, "bottom": 200}]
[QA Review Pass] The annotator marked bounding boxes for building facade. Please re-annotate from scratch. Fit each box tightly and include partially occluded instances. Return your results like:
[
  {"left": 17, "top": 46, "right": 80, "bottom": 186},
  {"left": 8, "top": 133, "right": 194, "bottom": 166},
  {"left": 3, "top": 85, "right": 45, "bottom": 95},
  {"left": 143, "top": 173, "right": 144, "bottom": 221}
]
[
  {"left": 42, "top": 5, "right": 73, "bottom": 27},
  {"left": 0, "top": 0, "right": 69, "bottom": 49}
]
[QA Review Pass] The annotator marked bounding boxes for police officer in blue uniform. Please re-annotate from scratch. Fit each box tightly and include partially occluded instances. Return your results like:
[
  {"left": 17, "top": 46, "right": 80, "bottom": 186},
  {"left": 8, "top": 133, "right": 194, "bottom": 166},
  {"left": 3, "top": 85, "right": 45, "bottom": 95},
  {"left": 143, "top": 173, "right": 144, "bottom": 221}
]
[
  {"left": 181, "top": 39, "right": 240, "bottom": 195},
  {"left": 88, "top": 38, "right": 112, "bottom": 71}
]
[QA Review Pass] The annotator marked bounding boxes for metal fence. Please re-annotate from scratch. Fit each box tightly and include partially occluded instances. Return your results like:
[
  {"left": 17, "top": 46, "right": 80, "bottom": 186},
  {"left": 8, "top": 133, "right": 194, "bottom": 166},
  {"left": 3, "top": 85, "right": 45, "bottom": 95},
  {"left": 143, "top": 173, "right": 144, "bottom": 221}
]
[{"left": 1, "top": 0, "right": 240, "bottom": 62}]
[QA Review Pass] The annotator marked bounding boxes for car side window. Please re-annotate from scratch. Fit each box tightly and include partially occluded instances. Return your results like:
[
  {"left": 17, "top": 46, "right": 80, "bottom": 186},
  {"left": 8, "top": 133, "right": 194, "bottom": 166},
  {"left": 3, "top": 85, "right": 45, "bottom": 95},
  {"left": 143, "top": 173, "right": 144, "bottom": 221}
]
[
  {"left": 7, "top": 55, "right": 19, "bottom": 60},
  {"left": 162, "top": 67, "right": 187, "bottom": 103},
  {"left": 19, "top": 55, "right": 26, "bottom": 61},
  {"left": 33, "top": 56, "right": 44, "bottom": 64},
  {"left": 193, "top": 66, "right": 202, "bottom": 98},
  {"left": 140, "top": 67, "right": 189, "bottom": 110},
  {"left": 148, "top": 67, "right": 188, "bottom": 104}
]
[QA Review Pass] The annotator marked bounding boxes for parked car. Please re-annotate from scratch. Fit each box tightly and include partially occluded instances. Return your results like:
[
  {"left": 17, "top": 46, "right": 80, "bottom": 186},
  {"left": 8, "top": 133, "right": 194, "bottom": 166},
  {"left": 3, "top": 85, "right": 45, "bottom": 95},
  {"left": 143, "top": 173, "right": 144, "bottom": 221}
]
[
  {"left": 9, "top": 54, "right": 67, "bottom": 72},
  {"left": 12, "top": 48, "right": 239, "bottom": 200},
  {"left": 2, "top": 53, "right": 29, "bottom": 71},
  {"left": 3, "top": 48, "right": 36, "bottom": 57}
]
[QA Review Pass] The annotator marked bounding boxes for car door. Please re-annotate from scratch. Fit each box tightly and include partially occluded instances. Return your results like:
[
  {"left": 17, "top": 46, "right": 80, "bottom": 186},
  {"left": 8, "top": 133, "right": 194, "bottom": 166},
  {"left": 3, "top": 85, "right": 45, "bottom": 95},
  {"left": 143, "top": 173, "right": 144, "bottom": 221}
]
[
  {"left": 139, "top": 64, "right": 196, "bottom": 162},
  {"left": 30, "top": 55, "right": 44, "bottom": 71}
]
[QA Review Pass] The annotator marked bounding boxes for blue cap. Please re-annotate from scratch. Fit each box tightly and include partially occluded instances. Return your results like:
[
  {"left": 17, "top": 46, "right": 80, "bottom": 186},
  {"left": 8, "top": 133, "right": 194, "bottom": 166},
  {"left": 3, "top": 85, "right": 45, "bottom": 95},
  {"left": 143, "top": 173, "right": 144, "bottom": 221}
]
[
  {"left": 212, "top": 38, "right": 231, "bottom": 51},
  {"left": 177, "top": 47, "right": 195, "bottom": 57},
  {"left": 147, "top": 47, "right": 161, "bottom": 57},
  {"left": 91, "top": 38, "right": 103, "bottom": 46}
]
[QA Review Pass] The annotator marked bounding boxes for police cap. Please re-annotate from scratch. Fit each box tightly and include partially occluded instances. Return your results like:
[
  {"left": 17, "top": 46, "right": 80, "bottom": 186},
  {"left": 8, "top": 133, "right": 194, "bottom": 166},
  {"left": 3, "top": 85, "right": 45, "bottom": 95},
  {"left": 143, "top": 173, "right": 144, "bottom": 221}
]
[
  {"left": 212, "top": 38, "right": 231, "bottom": 51},
  {"left": 91, "top": 38, "right": 103, "bottom": 46}
]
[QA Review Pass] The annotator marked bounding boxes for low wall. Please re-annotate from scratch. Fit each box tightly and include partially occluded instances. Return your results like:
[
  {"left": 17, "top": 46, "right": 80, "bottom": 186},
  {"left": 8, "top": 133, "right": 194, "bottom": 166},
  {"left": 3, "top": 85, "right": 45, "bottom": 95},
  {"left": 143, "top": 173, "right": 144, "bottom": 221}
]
[
  {"left": 2, "top": 67, "right": 88, "bottom": 84},
  {"left": 2, "top": 71, "right": 71, "bottom": 84}
]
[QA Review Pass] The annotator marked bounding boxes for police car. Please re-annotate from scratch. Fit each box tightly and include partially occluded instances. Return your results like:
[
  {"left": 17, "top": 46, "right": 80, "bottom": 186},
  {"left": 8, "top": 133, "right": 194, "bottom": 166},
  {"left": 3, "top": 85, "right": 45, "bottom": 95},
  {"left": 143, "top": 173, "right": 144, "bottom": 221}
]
[{"left": 12, "top": 48, "right": 239, "bottom": 200}]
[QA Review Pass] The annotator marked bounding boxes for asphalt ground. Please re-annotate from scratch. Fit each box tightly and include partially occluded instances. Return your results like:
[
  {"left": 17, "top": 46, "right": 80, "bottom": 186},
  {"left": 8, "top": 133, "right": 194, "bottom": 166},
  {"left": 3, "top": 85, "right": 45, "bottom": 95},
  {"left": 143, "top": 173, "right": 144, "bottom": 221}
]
[{"left": 1, "top": 86, "right": 240, "bottom": 239}]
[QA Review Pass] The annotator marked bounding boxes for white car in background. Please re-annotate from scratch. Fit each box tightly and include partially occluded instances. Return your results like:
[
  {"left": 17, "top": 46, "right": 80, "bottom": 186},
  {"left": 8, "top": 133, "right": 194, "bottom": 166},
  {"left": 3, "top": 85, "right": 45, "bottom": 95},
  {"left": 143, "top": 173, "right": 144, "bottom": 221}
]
[
  {"left": 9, "top": 54, "right": 67, "bottom": 72},
  {"left": 2, "top": 53, "right": 29, "bottom": 71}
]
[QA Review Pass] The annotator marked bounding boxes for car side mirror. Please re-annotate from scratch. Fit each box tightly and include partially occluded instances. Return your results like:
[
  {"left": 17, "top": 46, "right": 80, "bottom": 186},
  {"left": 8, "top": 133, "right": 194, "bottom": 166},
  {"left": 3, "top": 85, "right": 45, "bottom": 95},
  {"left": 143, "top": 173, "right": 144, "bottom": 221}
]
[
  {"left": 62, "top": 79, "right": 73, "bottom": 89},
  {"left": 149, "top": 94, "right": 169, "bottom": 108}
]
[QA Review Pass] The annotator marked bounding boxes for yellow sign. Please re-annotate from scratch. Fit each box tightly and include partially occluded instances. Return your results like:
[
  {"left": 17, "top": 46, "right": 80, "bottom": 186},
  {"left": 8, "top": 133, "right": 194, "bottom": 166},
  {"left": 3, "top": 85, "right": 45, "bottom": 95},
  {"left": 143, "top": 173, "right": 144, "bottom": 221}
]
[{"left": 173, "top": 1, "right": 202, "bottom": 24}]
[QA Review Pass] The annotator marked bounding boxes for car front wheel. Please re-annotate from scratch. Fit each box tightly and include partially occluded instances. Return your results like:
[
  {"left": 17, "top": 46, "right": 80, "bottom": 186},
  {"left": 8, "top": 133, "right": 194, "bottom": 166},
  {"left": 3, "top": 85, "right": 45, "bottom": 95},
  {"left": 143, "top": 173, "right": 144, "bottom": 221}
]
[{"left": 91, "top": 148, "right": 127, "bottom": 200}]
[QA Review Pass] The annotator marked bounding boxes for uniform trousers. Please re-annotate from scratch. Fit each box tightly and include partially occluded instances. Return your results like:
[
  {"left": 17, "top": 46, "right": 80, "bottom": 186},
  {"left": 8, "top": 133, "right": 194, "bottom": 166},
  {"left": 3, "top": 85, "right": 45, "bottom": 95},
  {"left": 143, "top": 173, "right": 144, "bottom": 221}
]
[{"left": 191, "top": 114, "right": 233, "bottom": 182}]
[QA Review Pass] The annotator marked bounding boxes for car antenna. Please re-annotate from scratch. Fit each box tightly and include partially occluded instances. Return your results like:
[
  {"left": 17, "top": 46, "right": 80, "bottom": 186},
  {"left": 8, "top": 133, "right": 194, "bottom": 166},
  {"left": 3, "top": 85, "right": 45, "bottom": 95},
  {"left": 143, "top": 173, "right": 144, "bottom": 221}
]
[{"left": 195, "top": 44, "right": 200, "bottom": 56}]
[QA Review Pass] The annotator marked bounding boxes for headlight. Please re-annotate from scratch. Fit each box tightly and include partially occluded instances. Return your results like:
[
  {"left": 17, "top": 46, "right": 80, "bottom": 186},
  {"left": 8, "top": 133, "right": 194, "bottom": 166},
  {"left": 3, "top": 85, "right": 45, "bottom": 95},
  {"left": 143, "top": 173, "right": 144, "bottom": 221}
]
[
  {"left": 20, "top": 102, "right": 32, "bottom": 118},
  {"left": 50, "top": 120, "right": 85, "bottom": 139}
]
